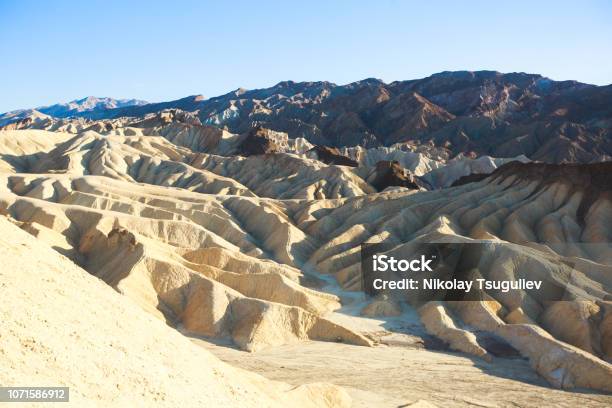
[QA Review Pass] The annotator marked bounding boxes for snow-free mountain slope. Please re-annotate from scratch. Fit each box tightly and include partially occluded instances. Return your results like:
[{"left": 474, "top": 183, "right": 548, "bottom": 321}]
[{"left": 3, "top": 71, "right": 611, "bottom": 162}]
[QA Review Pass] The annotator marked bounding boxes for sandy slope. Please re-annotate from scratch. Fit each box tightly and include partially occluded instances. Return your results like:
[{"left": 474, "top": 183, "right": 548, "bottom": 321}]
[{"left": 0, "top": 217, "right": 350, "bottom": 408}]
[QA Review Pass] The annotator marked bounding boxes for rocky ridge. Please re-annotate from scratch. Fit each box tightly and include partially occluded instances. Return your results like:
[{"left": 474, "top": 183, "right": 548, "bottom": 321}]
[{"left": 4, "top": 71, "right": 610, "bottom": 162}]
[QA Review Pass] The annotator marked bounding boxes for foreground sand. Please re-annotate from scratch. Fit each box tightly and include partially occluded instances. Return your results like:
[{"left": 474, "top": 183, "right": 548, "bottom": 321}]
[
  {"left": 197, "top": 338, "right": 612, "bottom": 407},
  {"left": 0, "top": 217, "right": 349, "bottom": 407}
]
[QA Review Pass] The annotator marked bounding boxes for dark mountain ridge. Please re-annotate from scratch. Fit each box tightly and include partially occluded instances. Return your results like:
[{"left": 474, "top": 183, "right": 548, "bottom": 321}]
[{"left": 2, "top": 71, "right": 611, "bottom": 163}]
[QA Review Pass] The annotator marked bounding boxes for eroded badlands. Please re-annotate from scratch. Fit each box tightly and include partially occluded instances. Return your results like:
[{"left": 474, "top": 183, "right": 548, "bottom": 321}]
[{"left": 1, "top": 120, "right": 611, "bottom": 406}]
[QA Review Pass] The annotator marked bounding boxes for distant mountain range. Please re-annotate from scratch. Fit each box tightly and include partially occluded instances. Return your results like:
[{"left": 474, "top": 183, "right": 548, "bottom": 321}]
[
  {"left": 0, "top": 96, "right": 147, "bottom": 126},
  {"left": 38, "top": 96, "right": 148, "bottom": 117},
  {"left": 2, "top": 71, "right": 611, "bottom": 162}
]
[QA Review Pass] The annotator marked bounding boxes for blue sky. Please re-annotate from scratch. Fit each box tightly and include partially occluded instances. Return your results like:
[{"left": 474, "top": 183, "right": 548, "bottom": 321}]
[{"left": 1, "top": 0, "right": 611, "bottom": 112}]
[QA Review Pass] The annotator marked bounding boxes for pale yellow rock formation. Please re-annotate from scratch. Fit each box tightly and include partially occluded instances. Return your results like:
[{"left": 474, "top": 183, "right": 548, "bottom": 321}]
[
  {"left": 418, "top": 301, "right": 491, "bottom": 361},
  {"left": 0, "top": 217, "right": 350, "bottom": 407},
  {"left": 1, "top": 125, "right": 611, "bottom": 395}
]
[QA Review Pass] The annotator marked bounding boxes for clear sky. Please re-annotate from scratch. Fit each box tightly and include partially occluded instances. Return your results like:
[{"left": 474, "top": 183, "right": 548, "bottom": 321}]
[{"left": 1, "top": 0, "right": 611, "bottom": 112}]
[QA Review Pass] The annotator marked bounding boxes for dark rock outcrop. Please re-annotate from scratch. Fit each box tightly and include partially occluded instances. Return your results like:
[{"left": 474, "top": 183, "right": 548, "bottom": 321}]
[
  {"left": 450, "top": 173, "right": 491, "bottom": 187},
  {"left": 307, "top": 146, "right": 358, "bottom": 167},
  {"left": 237, "top": 126, "right": 280, "bottom": 156},
  {"left": 369, "top": 160, "right": 424, "bottom": 191}
]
